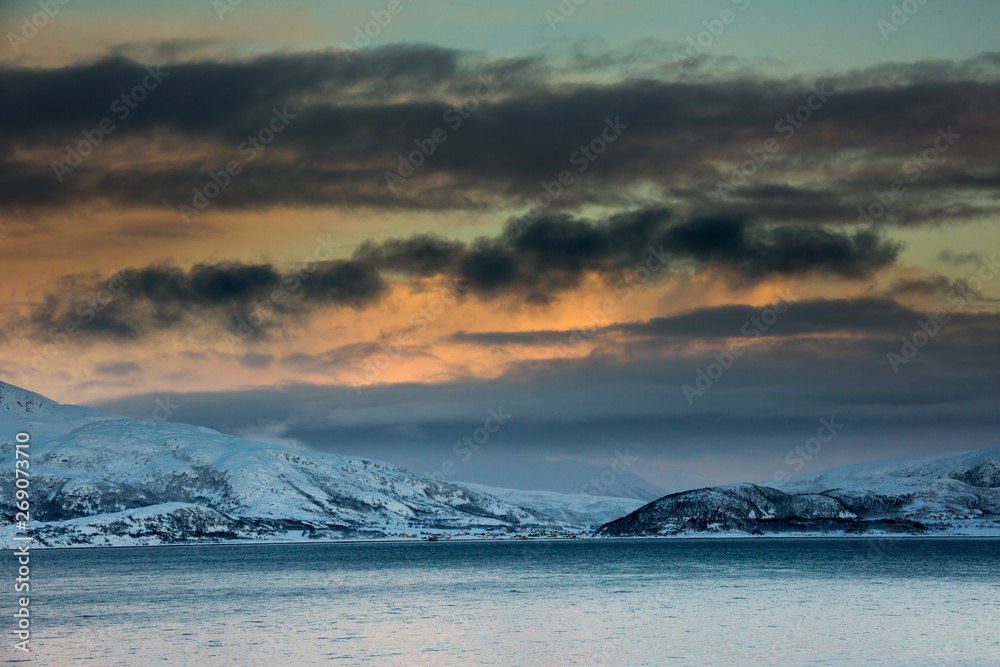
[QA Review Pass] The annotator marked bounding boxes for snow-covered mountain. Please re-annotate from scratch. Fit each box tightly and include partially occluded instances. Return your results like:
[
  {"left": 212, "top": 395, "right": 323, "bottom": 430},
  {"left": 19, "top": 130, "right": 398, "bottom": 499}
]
[
  {"left": 771, "top": 448, "right": 1000, "bottom": 495},
  {"left": 597, "top": 447, "right": 1000, "bottom": 537},
  {"left": 0, "top": 382, "right": 113, "bottom": 445},
  {"left": 8, "top": 380, "right": 997, "bottom": 545},
  {"left": 0, "top": 382, "right": 583, "bottom": 547}
]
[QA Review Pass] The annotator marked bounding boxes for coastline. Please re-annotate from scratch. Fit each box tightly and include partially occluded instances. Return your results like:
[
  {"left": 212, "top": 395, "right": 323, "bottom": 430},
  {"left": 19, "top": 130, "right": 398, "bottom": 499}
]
[{"left": 14, "top": 528, "right": 1000, "bottom": 550}]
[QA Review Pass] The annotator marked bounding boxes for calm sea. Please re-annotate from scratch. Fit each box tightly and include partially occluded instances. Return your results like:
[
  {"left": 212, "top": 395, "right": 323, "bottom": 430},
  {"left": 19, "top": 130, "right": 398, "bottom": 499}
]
[{"left": 14, "top": 538, "right": 1000, "bottom": 665}]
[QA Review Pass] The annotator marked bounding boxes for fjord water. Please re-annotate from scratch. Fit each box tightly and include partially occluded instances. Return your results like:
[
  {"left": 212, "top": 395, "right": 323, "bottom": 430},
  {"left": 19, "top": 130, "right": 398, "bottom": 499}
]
[{"left": 30, "top": 539, "right": 1000, "bottom": 665}]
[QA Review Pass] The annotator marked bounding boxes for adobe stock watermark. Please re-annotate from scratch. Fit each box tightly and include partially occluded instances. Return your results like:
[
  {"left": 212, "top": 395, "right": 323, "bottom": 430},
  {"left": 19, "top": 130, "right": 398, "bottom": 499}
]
[
  {"left": 424, "top": 408, "right": 512, "bottom": 481},
  {"left": 933, "top": 587, "right": 1000, "bottom": 666},
  {"left": 12, "top": 431, "right": 32, "bottom": 654},
  {"left": 384, "top": 76, "right": 500, "bottom": 191},
  {"left": 887, "top": 255, "right": 997, "bottom": 373},
  {"left": 125, "top": 397, "right": 181, "bottom": 437},
  {"left": 717, "top": 83, "right": 833, "bottom": 199},
  {"left": 347, "top": 278, "right": 466, "bottom": 392},
  {"left": 511, "top": 116, "right": 628, "bottom": 231},
  {"left": 222, "top": 235, "right": 342, "bottom": 349},
  {"left": 339, "top": 0, "right": 417, "bottom": 62},
  {"left": 213, "top": 0, "right": 246, "bottom": 21},
  {"left": 545, "top": 0, "right": 589, "bottom": 30},
  {"left": 179, "top": 106, "right": 295, "bottom": 223},
  {"left": 7, "top": 0, "right": 71, "bottom": 54},
  {"left": 584, "top": 580, "right": 679, "bottom": 663},
  {"left": 555, "top": 246, "right": 670, "bottom": 358},
  {"left": 51, "top": 65, "right": 169, "bottom": 182},
  {"left": 682, "top": 289, "right": 796, "bottom": 405},
  {"left": 856, "top": 126, "right": 959, "bottom": 229},
  {"left": 579, "top": 449, "right": 639, "bottom": 496},
  {"left": 17, "top": 270, "right": 135, "bottom": 382},
  {"left": 772, "top": 417, "right": 844, "bottom": 482},
  {"left": 750, "top": 623, "right": 812, "bottom": 667},
  {"left": 878, "top": 0, "right": 933, "bottom": 41},
  {"left": 672, "top": 0, "right": 751, "bottom": 72}
]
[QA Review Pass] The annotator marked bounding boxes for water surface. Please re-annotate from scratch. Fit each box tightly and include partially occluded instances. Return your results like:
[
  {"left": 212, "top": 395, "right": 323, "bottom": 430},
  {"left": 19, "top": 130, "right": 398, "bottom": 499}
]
[{"left": 20, "top": 538, "right": 1000, "bottom": 665}]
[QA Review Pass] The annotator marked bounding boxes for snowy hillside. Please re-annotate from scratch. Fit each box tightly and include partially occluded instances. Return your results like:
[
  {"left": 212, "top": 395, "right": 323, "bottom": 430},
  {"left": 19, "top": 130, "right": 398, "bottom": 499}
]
[
  {"left": 597, "top": 448, "right": 1000, "bottom": 537},
  {"left": 7, "top": 380, "right": 998, "bottom": 546},
  {"left": 0, "top": 382, "right": 113, "bottom": 445},
  {"left": 0, "top": 382, "right": 570, "bottom": 547},
  {"left": 771, "top": 447, "right": 1000, "bottom": 495}
]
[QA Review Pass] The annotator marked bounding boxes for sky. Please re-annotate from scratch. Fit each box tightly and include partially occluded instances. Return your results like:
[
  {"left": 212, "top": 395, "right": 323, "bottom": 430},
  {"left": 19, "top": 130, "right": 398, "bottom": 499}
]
[{"left": 2, "top": 0, "right": 999, "bottom": 494}]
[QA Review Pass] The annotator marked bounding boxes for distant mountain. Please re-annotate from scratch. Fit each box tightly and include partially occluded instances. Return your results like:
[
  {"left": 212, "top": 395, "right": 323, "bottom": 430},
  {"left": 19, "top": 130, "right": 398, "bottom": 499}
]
[
  {"left": 597, "top": 447, "right": 1000, "bottom": 537},
  {"left": 452, "top": 457, "right": 671, "bottom": 502},
  {"left": 0, "top": 382, "right": 574, "bottom": 547},
  {"left": 640, "top": 466, "right": 718, "bottom": 496},
  {"left": 458, "top": 483, "right": 646, "bottom": 527}
]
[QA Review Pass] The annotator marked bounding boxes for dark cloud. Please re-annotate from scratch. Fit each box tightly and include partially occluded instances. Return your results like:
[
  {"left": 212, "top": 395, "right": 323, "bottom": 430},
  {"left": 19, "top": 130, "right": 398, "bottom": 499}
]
[
  {"left": 239, "top": 352, "right": 274, "bottom": 369},
  {"left": 355, "top": 234, "right": 466, "bottom": 277},
  {"left": 449, "top": 330, "right": 571, "bottom": 346},
  {"left": 280, "top": 342, "right": 433, "bottom": 373},
  {"left": 94, "top": 361, "right": 142, "bottom": 376},
  {"left": 3, "top": 49, "right": 998, "bottom": 226},
  {"left": 614, "top": 297, "right": 928, "bottom": 340},
  {"left": 360, "top": 208, "right": 900, "bottom": 301},
  {"left": 357, "top": 208, "right": 678, "bottom": 302},
  {"left": 938, "top": 250, "right": 984, "bottom": 266},
  {"left": 663, "top": 216, "right": 900, "bottom": 279},
  {"left": 886, "top": 276, "right": 961, "bottom": 299},
  {"left": 22, "top": 260, "right": 385, "bottom": 342},
  {"left": 885, "top": 273, "right": 1000, "bottom": 303},
  {"left": 280, "top": 344, "right": 387, "bottom": 372},
  {"left": 450, "top": 298, "right": 1000, "bottom": 351},
  {"left": 18, "top": 208, "right": 902, "bottom": 344}
]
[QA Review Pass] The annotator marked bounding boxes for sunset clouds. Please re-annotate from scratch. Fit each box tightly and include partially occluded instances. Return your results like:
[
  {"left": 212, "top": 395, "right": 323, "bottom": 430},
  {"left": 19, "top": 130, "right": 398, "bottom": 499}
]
[{"left": 2, "top": 1, "right": 998, "bottom": 487}]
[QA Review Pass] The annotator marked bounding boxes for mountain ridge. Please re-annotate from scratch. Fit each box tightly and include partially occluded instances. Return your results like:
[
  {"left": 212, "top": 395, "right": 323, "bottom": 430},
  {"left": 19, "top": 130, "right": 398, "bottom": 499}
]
[
  {"left": 5, "top": 381, "right": 999, "bottom": 545},
  {"left": 0, "top": 382, "right": 585, "bottom": 547},
  {"left": 597, "top": 447, "right": 1000, "bottom": 537}
]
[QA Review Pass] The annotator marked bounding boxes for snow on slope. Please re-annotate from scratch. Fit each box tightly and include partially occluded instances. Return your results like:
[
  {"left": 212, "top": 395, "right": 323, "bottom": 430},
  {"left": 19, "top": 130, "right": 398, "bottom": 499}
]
[
  {"left": 770, "top": 446, "right": 1000, "bottom": 494},
  {"left": 598, "top": 447, "right": 1000, "bottom": 537},
  {"left": 0, "top": 382, "right": 568, "bottom": 547},
  {"left": 21, "top": 419, "right": 538, "bottom": 525},
  {"left": 458, "top": 482, "right": 646, "bottom": 527},
  {"left": 765, "top": 446, "right": 1000, "bottom": 522},
  {"left": 0, "top": 382, "right": 114, "bottom": 445}
]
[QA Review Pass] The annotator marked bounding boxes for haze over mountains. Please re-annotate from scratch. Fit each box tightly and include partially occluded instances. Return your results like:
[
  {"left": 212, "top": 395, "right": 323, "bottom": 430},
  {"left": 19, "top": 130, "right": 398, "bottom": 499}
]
[{"left": 3, "top": 381, "right": 998, "bottom": 547}]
